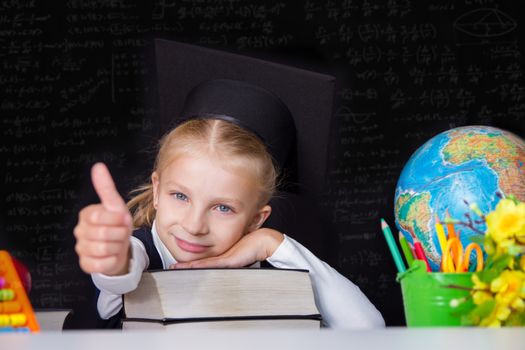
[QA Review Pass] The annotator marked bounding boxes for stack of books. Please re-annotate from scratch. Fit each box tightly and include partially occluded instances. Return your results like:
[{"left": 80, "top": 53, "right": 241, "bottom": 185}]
[{"left": 122, "top": 268, "right": 321, "bottom": 330}]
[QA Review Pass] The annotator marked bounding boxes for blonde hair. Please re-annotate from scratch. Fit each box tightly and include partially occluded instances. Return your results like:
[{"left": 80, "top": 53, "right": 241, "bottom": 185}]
[{"left": 127, "top": 118, "right": 278, "bottom": 228}]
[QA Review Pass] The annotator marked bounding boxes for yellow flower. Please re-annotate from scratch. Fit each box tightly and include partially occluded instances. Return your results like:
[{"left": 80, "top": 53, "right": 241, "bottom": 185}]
[
  {"left": 461, "top": 197, "right": 525, "bottom": 326},
  {"left": 472, "top": 274, "right": 492, "bottom": 305},
  {"left": 479, "top": 307, "right": 502, "bottom": 327},
  {"left": 472, "top": 290, "right": 493, "bottom": 305},
  {"left": 480, "top": 317, "right": 500, "bottom": 327},
  {"left": 486, "top": 199, "right": 525, "bottom": 245},
  {"left": 490, "top": 270, "right": 525, "bottom": 308},
  {"left": 512, "top": 296, "right": 525, "bottom": 312},
  {"left": 495, "top": 304, "right": 511, "bottom": 322},
  {"left": 479, "top": 303, "right": 514, "bottom": 327},
  {"left": 472, "top": 274, "right": 488, "bottom": 289}
]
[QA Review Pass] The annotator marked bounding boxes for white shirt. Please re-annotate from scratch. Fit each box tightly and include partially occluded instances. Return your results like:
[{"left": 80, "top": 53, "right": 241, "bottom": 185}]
[{"left": 92, "top": 224, "right": 385, "bottom": 329}]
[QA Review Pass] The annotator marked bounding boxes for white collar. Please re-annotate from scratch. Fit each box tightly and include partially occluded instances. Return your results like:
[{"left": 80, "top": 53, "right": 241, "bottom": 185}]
[{"left": 151, "top": 220, "right": 177, "bottom": 268}]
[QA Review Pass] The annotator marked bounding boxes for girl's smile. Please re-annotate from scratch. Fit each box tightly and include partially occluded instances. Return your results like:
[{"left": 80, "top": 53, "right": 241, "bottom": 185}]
[{"left": 174, "top": 236, "right": 211, "bottom": 254}]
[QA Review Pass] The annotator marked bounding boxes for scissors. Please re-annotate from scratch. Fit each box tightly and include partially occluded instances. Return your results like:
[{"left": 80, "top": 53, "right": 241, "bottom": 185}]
[{"left": 441, "top": 237, "right": 483, "bottom": 273}]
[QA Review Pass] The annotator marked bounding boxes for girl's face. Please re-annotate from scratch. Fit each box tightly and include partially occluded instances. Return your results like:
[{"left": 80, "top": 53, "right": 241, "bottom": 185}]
[{"left": 151, "top": 153, "right": 271, "bottom": 262}]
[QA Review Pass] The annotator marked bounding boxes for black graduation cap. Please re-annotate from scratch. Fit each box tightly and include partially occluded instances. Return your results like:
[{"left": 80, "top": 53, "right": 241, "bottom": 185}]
[
  {"left": 154, "top": 39, "right": 335, "bottom": 197},
  {"left": 179, "top": 78, "right": 296, "bottom": 175}
]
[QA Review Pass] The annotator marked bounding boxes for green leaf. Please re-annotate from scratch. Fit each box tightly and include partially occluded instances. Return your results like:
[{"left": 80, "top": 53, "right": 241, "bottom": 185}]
[
  {"left": 471, "top": 300, "right": 496, "bottom": 319},
  {"left": 460, "top": 313, "right": 476, "bottom": 326},
  {"left": 468, "top": 235, "right": 486, "bottom": 245},
  {"left": 475, "top": 254, "right": 513, "bottom": 283},
  {"left": 489, "top": 254, "right": 513, "bottom": 272},
  {"left": 484, "top": 238, "right": 496, "bottom": 255},
  {"left": 507, "top": 244, "right": 525, "bottom": 256},
  {"left": 504, "top": 311, "right": 525, "bottom": 326},
  {"left": 464, "top": 300, "right": 496, "bottom": 326},
  {"left": 476, "top": 269, "right": 500, "bottom": 284},
  {"left": 506, "top": 194, "right": 518, "bottom": 204}
]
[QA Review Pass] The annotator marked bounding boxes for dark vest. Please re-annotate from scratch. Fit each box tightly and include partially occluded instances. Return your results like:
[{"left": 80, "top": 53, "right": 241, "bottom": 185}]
[{"left": 132, "top": 227, "right": 163, "bottom": 270}]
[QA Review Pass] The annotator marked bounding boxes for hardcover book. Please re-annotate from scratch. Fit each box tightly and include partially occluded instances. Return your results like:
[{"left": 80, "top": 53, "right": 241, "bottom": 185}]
[{"left": 122, "top": 268, "right": 321, "bottom": 330}]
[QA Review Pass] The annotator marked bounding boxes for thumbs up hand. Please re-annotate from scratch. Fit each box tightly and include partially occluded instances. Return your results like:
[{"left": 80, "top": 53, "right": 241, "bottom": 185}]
[{"left": 74, "top": 163, "right": 133, "bottom": 275}]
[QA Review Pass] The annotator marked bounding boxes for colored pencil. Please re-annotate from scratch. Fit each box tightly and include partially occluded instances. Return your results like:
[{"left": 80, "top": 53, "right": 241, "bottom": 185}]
[
  {"left": 380, "top": 219, "right": 407, "bottom": 273},
  {"left": 413, "top": 238, "right": 431, "bottom": 272},
  {"left": 398, "top": 232, "right": 415, "bottom": 267},
  {"left": 435, "top": 215, "right": 447, "bottom": 255}
]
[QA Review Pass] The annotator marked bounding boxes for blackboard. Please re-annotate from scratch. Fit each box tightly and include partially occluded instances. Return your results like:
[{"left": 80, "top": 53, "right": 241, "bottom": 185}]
[{"left": 1, "top": 1, "right": 524, "bottom": 328}]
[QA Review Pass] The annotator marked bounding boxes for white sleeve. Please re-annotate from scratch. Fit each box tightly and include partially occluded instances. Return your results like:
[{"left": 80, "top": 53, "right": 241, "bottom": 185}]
[
  {"left": 266, "top": 235, "right": 385, "bottom": 329},
  {"left": 91, "top": 237, "right": 149, "bottom": 319}
]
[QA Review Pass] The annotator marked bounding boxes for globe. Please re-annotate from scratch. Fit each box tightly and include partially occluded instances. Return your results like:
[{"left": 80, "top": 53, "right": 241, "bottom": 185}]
[{"left": 394, "top": 125, "right": 525, "bottom": 271}]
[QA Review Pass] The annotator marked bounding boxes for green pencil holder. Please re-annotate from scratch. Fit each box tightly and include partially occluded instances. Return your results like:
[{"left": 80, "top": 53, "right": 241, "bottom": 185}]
[{"left": 397, "top": 260, "right": 475, "bottom": 327}]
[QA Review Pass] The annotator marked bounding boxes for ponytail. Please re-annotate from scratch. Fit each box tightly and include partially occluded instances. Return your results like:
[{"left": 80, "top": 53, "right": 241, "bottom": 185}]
[{"left": 127, "top": 183, "right": 156, "bottom": 229}]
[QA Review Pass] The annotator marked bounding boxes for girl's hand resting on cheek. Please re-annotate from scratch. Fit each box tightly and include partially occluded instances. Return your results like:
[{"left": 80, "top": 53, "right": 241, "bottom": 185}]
[
  {"left": 170, "top": 228, "right": 284, "bottom": 269},
  {"left": 74, "top": 163, "right": 133, "bottom": 276}
]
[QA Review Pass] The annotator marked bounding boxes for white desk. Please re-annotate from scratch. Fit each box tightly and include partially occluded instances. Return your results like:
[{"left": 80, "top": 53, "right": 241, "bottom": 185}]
[{"left": 2, "top": 328, "right": 524, "bottom": 350}]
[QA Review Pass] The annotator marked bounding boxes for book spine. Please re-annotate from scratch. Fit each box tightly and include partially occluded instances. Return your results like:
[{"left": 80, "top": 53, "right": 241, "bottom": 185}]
[{"left": 122, "top": 314, "right": 323, "bottom": 325}]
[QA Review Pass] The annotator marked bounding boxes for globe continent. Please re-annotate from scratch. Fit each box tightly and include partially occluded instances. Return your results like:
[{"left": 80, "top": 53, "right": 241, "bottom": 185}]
[{"left": 394, "top": 125, "right": 525, "bottom": 271}]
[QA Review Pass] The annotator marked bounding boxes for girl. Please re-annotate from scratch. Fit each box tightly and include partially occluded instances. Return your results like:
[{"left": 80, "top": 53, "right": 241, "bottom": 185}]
[{"left": 74, "top": 82, "right": 385, "bottom": 329}]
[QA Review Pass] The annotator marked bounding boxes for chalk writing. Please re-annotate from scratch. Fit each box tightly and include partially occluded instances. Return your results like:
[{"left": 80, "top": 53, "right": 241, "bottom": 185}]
[{"left": 1, "top": 0, "right": 524, "bottom": 328}]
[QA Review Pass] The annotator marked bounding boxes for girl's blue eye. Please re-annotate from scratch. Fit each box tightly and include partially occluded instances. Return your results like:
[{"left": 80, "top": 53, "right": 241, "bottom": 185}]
[
  {"left": 174, "top": 193, "right": 187, "bottom": 201},
  {"left": 217, "top": 204, "right": 232, "bottom": 213}
]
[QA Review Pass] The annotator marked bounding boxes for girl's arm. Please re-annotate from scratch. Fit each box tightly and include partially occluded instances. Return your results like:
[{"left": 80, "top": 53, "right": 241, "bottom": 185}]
[
  {"left": 171, "top": 228, "right": 384, "bottom": 328},
  {"left": 267, "top": 234, "right": 385, "bottom": 329},
  {"left": 91, "top": 237, "right": 148, "bottom": 294},
  {"left": 170, "top": 228, "right": 283, "bottom": 269},
  {"left": 91, "top": 237, "right": 149, "bottom": 319}
]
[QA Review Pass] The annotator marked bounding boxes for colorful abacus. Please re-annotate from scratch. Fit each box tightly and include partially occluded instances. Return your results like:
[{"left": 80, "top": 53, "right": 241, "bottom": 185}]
[{"left": 0, "top": 250, "right": 39, "bottom": 332}]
